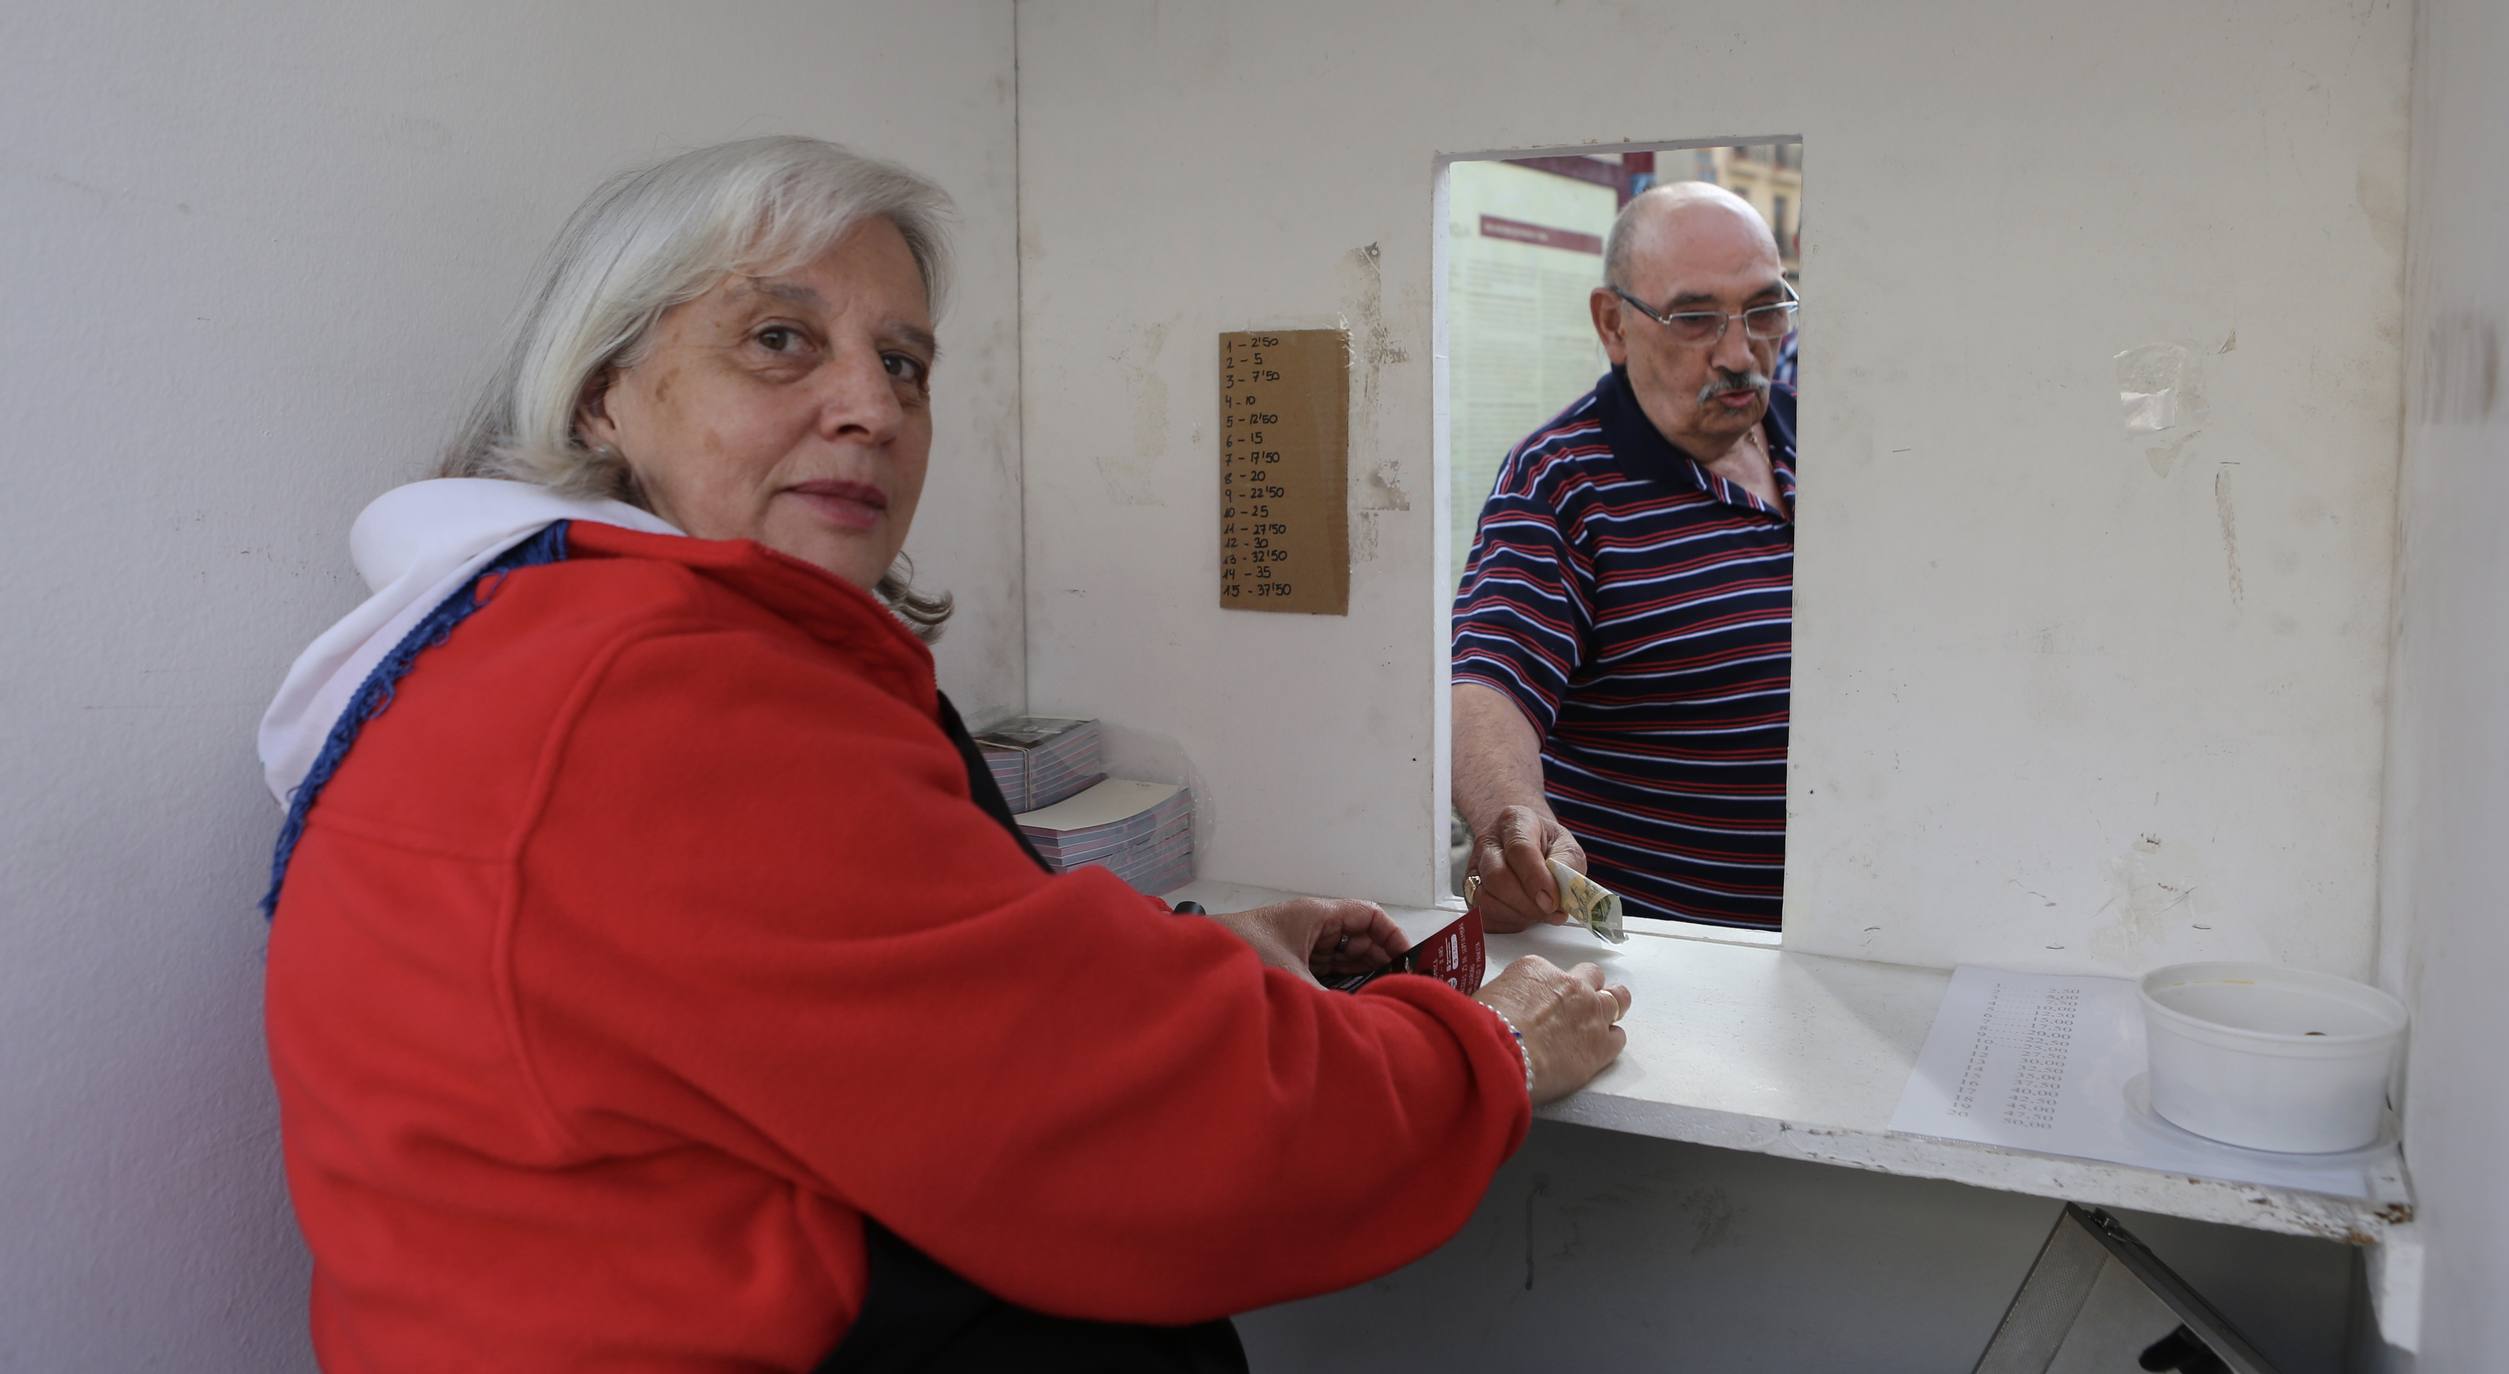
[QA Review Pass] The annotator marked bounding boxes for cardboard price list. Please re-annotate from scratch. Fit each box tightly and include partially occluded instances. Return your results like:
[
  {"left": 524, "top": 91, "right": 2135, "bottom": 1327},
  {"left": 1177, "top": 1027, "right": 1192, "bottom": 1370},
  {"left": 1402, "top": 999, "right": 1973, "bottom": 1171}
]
[{"left": 1218, "top": 329, "right": 1348, "bottom": 615}]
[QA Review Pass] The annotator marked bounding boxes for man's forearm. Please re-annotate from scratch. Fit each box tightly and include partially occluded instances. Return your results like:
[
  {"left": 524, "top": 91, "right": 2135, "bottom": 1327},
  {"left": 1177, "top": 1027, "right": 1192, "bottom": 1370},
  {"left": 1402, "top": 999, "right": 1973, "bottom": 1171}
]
[{"left": 1451, "top": 683, "right": 1552, "bottom": 836}]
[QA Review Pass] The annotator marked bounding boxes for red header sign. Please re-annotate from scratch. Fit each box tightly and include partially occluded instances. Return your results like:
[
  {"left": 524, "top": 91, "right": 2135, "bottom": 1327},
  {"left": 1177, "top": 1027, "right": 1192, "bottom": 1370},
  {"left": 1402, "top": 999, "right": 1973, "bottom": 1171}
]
[{"left": 1478, "top": 214, "right": 1604, "bottom": 256}]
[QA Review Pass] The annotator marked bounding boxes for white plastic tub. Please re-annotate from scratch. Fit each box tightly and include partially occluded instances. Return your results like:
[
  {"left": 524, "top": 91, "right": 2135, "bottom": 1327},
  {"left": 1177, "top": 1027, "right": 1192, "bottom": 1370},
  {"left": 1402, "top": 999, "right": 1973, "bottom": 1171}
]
[{"left": 2138, "top": 961, "right": 2407, "bottom": 1154}]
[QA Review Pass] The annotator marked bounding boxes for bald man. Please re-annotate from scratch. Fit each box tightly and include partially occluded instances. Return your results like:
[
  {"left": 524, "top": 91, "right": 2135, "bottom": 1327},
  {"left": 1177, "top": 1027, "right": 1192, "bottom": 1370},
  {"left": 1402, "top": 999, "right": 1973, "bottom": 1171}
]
[{"left": 1452, "top": 183, "right": 1800, "bottom": 931}]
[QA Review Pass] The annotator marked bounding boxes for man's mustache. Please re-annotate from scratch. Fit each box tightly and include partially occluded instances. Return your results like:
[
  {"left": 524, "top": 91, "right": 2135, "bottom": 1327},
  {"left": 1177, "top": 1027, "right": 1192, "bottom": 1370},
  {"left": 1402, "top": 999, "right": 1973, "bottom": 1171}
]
[{"left": 1698, "top": 371, "right": 1772, "bottom": 406}]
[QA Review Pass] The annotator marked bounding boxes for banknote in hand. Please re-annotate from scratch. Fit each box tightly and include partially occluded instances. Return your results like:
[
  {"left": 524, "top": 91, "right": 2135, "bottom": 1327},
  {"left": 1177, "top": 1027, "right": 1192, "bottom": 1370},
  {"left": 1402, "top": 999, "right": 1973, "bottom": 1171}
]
[{"left": 1548, "top": 858, "right": 1627, "bottom": 945}]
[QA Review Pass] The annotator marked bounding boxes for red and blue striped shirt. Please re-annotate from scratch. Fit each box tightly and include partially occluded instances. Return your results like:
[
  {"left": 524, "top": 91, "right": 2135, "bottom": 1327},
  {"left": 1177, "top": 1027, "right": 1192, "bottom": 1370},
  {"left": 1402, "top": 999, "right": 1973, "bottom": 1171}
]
[{"left": 1453, "top": 368, "right": 1796, "bottom": 929}]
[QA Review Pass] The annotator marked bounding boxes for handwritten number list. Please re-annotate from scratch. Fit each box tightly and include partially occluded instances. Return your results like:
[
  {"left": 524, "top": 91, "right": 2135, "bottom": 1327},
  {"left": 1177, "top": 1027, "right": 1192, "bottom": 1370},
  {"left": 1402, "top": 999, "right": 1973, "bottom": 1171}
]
[
  {"left": 1219, "top": 334, "right": 1289, "bottom": 603},
  {"left": 1217, "top": 330, "right": 1348, "bottom": 615}
]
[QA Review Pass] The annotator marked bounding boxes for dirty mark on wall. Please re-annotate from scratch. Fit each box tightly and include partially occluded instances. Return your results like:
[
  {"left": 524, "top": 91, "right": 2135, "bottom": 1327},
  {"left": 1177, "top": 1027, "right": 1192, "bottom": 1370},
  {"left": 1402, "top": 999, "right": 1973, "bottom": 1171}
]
[
  {"left": 2007, "top": 878, "right": 2059, "bottom": 910},
  {"left": 1094, "top": 321, "right": 1171, "bottom": 506},
  {"left": 2143, "top": 433, "right": 2198, "bottom": 478},
  {"left": 2355, "top": 157, "right": 2408, "bottom": 268},
  {"left": 1340, "top": 241, "right": 1413, "bottom": 511},
  {"left": 1674, "top": 1186, "right": 1741, "bottom": 1255},
  {"left": 2214, "top": 469, "right": 2245, "bottom": 605},
  {"left": 1521, "top": 1171, "right": 1550, "bottom": 1290},
  {"left": 2089, "top": 833, "right": 2211, "bottom": 965},
  {"left": 2418, "top": 309, "right": 2501, "bottom": 424},
  {"left": 1351, "top": 509, "right": 1384, "bottom": 564}
]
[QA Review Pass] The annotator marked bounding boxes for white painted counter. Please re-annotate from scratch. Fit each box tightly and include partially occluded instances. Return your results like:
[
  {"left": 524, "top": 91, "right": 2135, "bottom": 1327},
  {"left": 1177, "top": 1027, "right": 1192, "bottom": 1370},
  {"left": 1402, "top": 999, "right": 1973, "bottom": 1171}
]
[{"left": 1168, "top": 880, "right": 2413, "bottom": 1245}]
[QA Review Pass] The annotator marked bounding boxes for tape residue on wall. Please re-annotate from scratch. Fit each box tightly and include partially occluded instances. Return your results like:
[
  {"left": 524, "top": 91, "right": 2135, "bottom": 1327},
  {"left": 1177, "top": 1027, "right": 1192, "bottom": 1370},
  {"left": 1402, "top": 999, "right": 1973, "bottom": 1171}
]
[{"left": 2115, "top": 341, "right": 2196, "bottom": 435}]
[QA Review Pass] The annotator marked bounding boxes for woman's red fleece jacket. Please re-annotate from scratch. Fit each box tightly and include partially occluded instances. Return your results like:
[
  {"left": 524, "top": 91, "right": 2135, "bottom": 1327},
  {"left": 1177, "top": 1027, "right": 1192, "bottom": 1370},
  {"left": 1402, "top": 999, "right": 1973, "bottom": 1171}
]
[{"left": 264, "top": 522, "right": 1531, "bottom": 1372}]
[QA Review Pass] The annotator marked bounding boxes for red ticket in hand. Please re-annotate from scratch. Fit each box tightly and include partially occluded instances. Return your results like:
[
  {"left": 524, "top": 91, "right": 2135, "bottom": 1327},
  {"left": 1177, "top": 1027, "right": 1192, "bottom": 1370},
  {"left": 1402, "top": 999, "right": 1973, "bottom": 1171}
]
[{"left": 1329, "top": 909, "right": 1485, "bottom": 994}]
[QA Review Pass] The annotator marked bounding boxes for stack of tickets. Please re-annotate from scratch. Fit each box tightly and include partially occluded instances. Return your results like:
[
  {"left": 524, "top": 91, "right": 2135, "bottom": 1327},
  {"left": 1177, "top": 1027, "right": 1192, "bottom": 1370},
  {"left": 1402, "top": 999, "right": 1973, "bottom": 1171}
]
[
  {"left": 974, "top": 716, "right": 1105, "bottom": 812},
  {"left": 1014, "top": 779, "right": 1195, "bottom": 896}
]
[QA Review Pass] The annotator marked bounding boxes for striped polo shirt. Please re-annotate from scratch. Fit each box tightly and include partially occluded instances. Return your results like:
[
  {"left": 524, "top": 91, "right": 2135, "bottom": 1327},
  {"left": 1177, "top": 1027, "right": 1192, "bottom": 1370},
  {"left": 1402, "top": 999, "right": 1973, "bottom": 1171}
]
[{"left": 1452, "top": 367, "right": 1796, "bottom": 928}]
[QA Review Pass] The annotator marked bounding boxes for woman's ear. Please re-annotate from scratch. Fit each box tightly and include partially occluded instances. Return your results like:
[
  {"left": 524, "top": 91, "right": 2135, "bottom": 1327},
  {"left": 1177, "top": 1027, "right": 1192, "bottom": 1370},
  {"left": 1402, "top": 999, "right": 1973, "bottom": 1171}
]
[{"left": 575, "top": 367, "right": 621, "bottom": 452}]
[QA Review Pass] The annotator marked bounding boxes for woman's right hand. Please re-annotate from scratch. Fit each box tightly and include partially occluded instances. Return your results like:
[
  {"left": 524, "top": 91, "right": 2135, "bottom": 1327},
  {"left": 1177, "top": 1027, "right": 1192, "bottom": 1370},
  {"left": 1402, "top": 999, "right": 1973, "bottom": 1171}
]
[{"left": 1474, "top": 955, "right": 1630, "bottom": 1105}]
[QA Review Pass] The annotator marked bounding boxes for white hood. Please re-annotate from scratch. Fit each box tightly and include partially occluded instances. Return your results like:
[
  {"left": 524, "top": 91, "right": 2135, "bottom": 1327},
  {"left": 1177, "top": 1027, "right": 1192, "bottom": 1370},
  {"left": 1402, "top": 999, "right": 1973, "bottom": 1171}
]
[{"left": 258, "top": 479, "right": 680, "bottom": 808}]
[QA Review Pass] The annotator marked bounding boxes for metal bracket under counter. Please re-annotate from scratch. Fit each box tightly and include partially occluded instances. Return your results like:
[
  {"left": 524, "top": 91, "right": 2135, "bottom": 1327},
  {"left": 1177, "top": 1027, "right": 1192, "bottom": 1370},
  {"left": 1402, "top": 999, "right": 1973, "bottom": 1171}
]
[{"left": 1165, "top": 879, "right": 2413, "bottom": 1246}]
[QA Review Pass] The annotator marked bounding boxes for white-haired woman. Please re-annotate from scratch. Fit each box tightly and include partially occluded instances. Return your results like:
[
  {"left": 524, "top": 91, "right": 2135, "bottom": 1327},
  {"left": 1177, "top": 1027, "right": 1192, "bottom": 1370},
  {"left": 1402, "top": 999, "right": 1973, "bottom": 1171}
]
[{"left": 259, "top": 136, "right": 1629, "bottom": 1372}]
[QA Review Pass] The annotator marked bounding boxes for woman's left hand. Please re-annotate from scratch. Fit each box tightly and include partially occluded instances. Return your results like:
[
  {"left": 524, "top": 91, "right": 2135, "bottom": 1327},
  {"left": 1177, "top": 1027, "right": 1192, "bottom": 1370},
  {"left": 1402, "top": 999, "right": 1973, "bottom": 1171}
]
[{"left": 1207, "top": 898, "right": 1409, "bottom": 984}]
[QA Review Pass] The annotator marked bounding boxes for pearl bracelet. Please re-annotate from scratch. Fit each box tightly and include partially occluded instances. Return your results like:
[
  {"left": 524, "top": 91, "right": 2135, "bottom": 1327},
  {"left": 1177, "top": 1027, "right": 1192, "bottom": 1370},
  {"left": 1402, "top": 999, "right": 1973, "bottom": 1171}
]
[{"left": 1483, "top": 1004, "right": 1535, "bottom": 1101}]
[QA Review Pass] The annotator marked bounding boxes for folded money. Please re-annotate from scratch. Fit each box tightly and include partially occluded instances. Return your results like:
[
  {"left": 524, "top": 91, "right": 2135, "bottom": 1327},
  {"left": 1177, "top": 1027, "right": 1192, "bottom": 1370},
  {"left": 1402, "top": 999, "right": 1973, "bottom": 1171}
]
[{"left": 1548, "top": 858, "right": 1628, "bottom": 945}]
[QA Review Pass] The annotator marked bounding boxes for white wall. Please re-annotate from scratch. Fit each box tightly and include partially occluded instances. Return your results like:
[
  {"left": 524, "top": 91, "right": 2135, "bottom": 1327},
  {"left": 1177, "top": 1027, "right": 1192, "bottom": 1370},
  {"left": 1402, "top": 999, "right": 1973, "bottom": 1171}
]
[
  {"left": 1016, "top": 0, "right": 2411, "bottom": 981},
  {"left": 2376, "top": 0, "right": 2509, "bottom": 1364},
  {"left": 0, "top": 5, "right": 1018, "bottom": 1369}
]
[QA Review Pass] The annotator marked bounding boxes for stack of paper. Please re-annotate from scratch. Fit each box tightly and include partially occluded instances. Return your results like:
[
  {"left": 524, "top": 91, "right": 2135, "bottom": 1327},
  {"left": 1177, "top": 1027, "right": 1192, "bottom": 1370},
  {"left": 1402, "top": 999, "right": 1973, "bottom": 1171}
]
[
  {"left": 974, "top": 716, "right": 1105, "bottom": 812},
  {"left": 1015, "top": 779, "right": 1195, "bottom": 896}
]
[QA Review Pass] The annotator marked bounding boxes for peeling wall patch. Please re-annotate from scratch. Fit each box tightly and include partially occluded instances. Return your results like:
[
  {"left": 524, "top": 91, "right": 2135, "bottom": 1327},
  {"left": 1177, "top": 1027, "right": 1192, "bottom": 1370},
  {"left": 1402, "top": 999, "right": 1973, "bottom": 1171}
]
[
  {"left": 2115, "top": 342, "right": 2210, "bottom": 439},
  {"left": 1341, "top": 241, "right": 1414, "bottom": 510}
]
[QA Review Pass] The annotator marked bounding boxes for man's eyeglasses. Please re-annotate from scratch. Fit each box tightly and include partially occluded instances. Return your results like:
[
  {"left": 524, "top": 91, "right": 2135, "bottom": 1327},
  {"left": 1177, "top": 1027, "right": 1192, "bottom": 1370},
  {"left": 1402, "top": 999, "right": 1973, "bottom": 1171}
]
[{"left": 1611, "top": 279, "right": 1800, "bottom": 348}]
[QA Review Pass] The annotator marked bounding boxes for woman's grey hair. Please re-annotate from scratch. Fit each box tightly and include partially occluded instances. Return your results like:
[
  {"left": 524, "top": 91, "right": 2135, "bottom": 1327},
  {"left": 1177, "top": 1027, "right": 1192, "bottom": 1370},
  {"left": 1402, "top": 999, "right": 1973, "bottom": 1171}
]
[{"left": 442, "top": 135, "right": 957, "bottom": 637}]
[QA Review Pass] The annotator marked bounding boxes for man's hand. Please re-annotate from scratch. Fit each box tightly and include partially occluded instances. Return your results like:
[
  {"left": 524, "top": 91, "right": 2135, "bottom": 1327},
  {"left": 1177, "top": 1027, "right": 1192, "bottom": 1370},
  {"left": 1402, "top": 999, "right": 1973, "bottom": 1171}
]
[
  {"left": 1451, "top": 682, "right": 1585, "bottom": 934},
  {"left": 1467, "top": 807, "right": 1587, "bottom": 933},
  {"left": 1207, "top": 898, "right": 1409, "bottom": 984}
]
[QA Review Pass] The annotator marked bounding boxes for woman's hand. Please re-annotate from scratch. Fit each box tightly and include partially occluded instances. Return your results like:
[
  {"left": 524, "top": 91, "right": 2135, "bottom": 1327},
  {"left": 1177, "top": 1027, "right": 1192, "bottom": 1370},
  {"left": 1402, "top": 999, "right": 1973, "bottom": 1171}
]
[
  {"left": 1207, "top": 898, "right": 1409, "bottom": 984},
  {"left": 1466, "top": 806, "right": 1587, "bottom": 933},
  {"left": 1474, "top": 955, "right": 1629, "bottom": 1104}
]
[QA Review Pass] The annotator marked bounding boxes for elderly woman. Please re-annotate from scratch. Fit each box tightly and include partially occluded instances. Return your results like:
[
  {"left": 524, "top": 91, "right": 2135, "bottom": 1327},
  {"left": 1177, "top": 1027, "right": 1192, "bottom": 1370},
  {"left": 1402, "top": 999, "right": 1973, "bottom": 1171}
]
[{"left": 258, "top": 136, "right": 1630, "bottom": 1372}]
